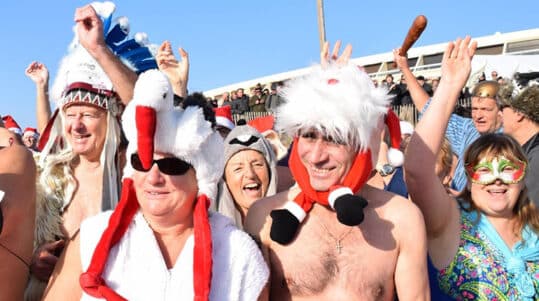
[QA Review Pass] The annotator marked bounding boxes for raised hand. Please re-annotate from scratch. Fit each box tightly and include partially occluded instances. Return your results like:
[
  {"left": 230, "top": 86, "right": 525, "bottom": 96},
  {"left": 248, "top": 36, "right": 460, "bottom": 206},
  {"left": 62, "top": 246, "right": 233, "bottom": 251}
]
[
  {"left": 393, "top": 48, "right": 410, "bottom": 70},
  {"left": 25, "top": 61, "right": 49, "bottom": 87},
  {"left": 156, "top": 41, "right": 189, "bottom": 97},
  {"left": 320, "top": 40, "right": 353, "bottom": 67},
  {"left": 74, "top": 5, "right": 106, "bottom": 55},
  {"left": 440, "top": 36, "right": 477, "bottom": 89}
]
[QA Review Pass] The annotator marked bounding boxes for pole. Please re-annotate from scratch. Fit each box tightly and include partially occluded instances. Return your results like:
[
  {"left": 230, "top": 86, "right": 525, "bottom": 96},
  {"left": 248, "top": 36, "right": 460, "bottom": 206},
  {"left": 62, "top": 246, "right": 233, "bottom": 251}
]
[{"left": 316, "top": 0, "right": 326, "bottom": 51}]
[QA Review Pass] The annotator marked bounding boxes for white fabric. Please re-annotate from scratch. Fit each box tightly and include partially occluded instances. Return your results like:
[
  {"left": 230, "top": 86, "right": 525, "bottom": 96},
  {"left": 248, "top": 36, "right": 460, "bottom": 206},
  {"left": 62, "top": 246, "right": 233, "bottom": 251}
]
[{"left": 80, "top": 211, "right": 268, "bottom": 301}]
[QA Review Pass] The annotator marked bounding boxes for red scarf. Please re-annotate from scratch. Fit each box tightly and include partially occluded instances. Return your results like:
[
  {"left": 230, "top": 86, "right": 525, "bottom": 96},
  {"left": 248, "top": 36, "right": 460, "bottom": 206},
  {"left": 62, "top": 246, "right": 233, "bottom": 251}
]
[
  {"left": 288, "top": 137, "right": 373, "bottom": 212},
  {"left": 80, "top": 178, "right": 212, "bottom": 301}
]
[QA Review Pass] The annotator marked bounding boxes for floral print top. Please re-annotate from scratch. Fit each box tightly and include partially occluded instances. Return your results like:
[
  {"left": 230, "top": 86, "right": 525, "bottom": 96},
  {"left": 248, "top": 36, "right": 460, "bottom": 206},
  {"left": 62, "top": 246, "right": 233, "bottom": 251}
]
[{"left": 438, "top": 210, "right": 539, "bottom": 300}]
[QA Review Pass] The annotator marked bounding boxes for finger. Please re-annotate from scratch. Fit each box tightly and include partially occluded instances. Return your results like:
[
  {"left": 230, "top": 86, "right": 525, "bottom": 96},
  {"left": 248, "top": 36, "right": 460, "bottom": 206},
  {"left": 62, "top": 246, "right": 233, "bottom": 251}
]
[
  {"left": 442, "top": 41, "right": 454, "bottom": 61},
  {"left": 337, "top": 43, "right": 352, "bottom": 65},
  {"left": 320, "top": 41, "right": 329, "bottom": 64},
  {"left": 452, "top": 37, "right": 462, "bottom": 58},
  {"left": 461, "top": 36, "right": 471, "bottom": 57},
  {"left": 469, "top": 40, "right": 478, "bottom": 57},
  {"left": 178, "top": 47, "right": 188, "bottom": 59},
  {"left": 158, "top": 41, "right": 168, "bottom": 52},
  {"left": 331, "top": 40, "right": 342, "bottom": 60}
]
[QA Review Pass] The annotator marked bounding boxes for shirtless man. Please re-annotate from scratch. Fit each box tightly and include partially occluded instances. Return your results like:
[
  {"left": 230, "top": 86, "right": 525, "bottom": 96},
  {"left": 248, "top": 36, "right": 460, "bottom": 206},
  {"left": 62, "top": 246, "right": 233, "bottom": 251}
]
[
  {"left": 0, "top": 125, "right": 36, "bottom": 300},
  {"left": 26, "top": 4, "right": 141, "bottom": 299},
  {"left": 246, "top": 42, "right": 428, "bottom": 300}
]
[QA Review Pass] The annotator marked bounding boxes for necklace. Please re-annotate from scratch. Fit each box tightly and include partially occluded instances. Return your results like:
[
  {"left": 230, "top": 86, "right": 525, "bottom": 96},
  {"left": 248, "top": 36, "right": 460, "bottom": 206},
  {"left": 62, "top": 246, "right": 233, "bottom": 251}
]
[{"left": 319, "top": 219, "right": 354, "bottom": 254}]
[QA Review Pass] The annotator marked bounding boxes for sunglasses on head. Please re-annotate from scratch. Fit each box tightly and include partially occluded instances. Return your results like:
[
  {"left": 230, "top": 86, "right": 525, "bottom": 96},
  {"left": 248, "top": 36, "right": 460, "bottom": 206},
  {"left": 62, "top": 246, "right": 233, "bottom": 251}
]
[{"left": 130, "top": 153, "right": 192, "bottom": 176}]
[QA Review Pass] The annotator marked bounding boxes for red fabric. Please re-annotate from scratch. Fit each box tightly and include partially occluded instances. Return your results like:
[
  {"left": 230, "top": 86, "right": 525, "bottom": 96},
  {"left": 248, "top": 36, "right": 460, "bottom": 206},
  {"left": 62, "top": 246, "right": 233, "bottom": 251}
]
[
  {"left": 135, "top": 106, "right": 156, "bottom": 170},
  {"left": 193, "top": 194, "right": 212, "bottom": 301},
  {"left": 385, "top": 109, "right": 402, "bottom": 150},
  {"left": 80, "top": 179, "right": 213, "bottom": 301},
  {"left": 288, "top": 137, "right": 373, "bottom": 212},
  {"left": 37, "top": 109, "right": 59, "bottom": 151},
  {"left": 247, "top": 115, "right": 275, "bottom": 133},
  {"left": 80, "top": 178, "right": 138, "bottom": 300}
]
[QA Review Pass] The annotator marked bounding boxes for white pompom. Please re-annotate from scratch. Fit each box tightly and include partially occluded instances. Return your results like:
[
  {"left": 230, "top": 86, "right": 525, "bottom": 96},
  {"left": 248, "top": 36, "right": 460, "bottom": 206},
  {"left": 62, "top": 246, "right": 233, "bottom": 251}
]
[{"left": 387, "top": 148, "right": 404, "bottom": 167}]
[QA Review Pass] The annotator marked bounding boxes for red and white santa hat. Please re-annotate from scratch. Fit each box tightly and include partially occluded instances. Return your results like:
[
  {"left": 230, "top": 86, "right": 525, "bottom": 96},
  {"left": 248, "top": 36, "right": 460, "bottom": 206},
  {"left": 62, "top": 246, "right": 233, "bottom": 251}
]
[
  {"left": 81, "top": 70, "right": 223, "bottom": 301},
  {"left": 23, "top": 127, "right": 39, "bottom": 139},
  {"left": 213, "top": 105, "right": 235, "bottom": 130},
  {"left": 2, "top": 115, "right": 22, "bottom": 136}
]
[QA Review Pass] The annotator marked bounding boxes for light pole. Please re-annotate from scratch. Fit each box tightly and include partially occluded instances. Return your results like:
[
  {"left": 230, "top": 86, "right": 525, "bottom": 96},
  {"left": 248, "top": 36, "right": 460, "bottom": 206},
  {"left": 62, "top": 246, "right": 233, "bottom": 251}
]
[{"left": 316, "top": 0, "right": 326, "bottom": 51}]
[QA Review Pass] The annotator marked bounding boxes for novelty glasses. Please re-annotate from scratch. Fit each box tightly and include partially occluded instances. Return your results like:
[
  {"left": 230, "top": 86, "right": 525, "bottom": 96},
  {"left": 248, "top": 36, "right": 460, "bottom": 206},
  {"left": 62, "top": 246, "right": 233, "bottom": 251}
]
[
  {"left": 466, "top": 156, "right": 526, "bottom": 185},
  {"left": 130, "top": 153, "right": 192, "bottom": 176}
]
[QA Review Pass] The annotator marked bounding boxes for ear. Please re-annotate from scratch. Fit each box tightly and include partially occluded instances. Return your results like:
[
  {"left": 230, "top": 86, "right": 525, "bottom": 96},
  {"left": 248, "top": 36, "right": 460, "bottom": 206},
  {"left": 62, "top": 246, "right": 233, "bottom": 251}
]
[{"left": 515, "top": 111, "right": 526, "bottom": 123}]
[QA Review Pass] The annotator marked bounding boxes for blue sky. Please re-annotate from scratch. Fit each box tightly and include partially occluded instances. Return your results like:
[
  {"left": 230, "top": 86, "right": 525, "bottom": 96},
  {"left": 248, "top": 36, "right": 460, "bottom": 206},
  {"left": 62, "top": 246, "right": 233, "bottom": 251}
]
[{"left": 1, "top": 0, "right": 537, "bottom": 129}]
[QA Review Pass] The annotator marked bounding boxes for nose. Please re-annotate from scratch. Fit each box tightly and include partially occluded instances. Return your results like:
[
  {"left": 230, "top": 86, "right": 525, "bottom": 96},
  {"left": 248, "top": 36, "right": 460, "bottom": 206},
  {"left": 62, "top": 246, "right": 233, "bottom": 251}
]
[
  {"left": 146, "top": 163, "right": 165, "bottom": 185},
  {"left": 308, "top": 139, "right": 328, "bottom": 164},
  {"left": 243, "top": 164, "right": 257, "bottom": 179},
  {"left": 72, "top": 116, "right": 85, "bottom": 131}
]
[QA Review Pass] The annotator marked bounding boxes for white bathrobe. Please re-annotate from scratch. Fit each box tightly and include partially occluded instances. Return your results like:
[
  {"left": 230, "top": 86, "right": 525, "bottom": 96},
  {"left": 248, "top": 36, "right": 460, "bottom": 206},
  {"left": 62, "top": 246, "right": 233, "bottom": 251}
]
[{"left": 80, "top": 211, "right": 268, "bottom": 301}]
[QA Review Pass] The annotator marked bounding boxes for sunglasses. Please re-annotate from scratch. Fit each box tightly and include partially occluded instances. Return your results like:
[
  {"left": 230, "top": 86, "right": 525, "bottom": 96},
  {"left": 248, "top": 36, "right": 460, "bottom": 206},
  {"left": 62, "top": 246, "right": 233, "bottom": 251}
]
[{"left": 130, "top": 153, "right": 192, "bottom": 176}]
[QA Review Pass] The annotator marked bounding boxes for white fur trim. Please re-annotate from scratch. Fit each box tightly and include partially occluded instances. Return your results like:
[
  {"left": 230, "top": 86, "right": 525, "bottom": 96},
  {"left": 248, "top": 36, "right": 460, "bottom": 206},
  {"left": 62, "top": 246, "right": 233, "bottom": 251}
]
[
  {"left": 276, "top": 63, "right": 391, "bottom": 152},
  {"left": 215, "top": 116, "right": 235, "bottom": 130},
  {"left": 387, "top": 148, "right": 404, "bottom": 167},
  {"left": 122, "top": 70, "right": 224, "bottom": 201},
  {"left": 284, "top": 201, "right": 306, "bottom": 222},
  {"left": 328, "top": 187, "right": 353, "bottom": 209}
]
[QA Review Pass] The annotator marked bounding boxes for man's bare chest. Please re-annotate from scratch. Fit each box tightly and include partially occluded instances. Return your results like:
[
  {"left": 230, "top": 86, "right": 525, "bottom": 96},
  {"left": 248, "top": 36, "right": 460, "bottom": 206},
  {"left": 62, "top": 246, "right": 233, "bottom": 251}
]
[{"left": 269, "top": 211, "right": 399, "bottom": 300}]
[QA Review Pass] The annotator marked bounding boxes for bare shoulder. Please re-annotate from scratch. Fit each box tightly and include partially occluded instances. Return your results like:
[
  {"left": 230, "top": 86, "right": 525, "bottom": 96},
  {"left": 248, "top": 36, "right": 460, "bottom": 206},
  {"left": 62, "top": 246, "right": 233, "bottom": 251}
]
[
  {"left": 245, "top": 186, "right": 300, "bottom": 239},
  {"left": 361, "top": 184, "right": 425, "bottom": 231}
]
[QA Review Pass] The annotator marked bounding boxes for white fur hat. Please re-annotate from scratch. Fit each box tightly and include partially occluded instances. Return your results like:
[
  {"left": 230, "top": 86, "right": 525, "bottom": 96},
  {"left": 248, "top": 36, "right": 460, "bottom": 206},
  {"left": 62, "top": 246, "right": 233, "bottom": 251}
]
[
  {"left": 122, "top": 70, "right": 224, "bottom": 200},
  {"left": 276, "top": 63, "right": 391, "bottom": 152}
]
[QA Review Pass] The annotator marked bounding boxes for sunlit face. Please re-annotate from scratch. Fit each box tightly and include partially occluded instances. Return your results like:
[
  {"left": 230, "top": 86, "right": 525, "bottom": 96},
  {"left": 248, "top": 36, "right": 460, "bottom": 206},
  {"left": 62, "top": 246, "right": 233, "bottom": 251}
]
[
  {"left": 23, "top": 135, "right": 37, "bottom": 149},
  {"left": 467, "top": 155, "right": 525, "bottom": 217},
  {"left": 501, "top": 106, "right": 521, "bottom": 136},
  {"left": 471, "top": 97, "right": 502, "bottom": 134},
  {"left": 132, "top": 152, "right": 198, "bottom": 221},
  {"left": 63, "top": 104, "right": 108, "bottom": 159},
  {"left": 297, "top": 129, "right": 356, "bottom": 191},
  {"left": 225, "top": 150, "right": 270, "bottom": 216}
]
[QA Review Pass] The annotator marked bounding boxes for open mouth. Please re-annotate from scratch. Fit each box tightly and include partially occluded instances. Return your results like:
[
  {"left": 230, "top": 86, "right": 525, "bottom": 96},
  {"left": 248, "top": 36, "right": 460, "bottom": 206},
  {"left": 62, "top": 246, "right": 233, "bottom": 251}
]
[
  {"left": 486, "top": 188, "right": 507, "bottom": 195},
  {"left": 243, "top": 183, "right": 261, "bottom": 191}
]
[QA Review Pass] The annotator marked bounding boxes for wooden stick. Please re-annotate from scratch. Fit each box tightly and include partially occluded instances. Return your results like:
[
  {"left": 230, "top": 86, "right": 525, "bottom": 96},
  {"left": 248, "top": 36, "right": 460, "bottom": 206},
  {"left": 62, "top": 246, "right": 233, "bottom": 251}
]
[{"left": 398, "top": 15, "right": 428, "bottom": 56}]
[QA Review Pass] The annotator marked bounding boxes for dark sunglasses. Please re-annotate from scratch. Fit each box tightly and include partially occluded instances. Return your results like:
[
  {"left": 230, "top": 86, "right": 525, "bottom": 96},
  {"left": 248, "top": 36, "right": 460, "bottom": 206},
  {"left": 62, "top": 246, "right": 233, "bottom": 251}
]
[{"left": 130, "top": 153, "right": 192, "bottom": 176}]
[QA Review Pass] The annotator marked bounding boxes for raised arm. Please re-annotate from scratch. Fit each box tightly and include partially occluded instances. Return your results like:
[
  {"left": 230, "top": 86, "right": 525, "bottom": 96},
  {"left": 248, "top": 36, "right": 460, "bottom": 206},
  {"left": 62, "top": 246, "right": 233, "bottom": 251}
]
[
  {"left": 25, "top": 61, "right": 52, "bottom": 133},
  {"left": 404, "top": 37, "right": 477, "bottom": 239},
  {"left": 156, "top": 41, "right": 189, "bottom": 98},
  {"left": 393, "top": 48, "right": 430, "bottom": 111},
  {"left": 74, "top": 4, "right": 137, "bottom": 104}
]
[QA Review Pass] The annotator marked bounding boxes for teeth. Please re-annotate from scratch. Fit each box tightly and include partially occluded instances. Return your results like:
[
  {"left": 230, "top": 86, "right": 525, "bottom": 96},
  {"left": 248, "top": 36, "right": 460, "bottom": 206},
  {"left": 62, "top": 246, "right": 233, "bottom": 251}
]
[
  {"left": 311, "top": 167, "right": 331, "bottom": 174},
  {"left": 244, "top": 183, "right": 259, "bottom": 189}
]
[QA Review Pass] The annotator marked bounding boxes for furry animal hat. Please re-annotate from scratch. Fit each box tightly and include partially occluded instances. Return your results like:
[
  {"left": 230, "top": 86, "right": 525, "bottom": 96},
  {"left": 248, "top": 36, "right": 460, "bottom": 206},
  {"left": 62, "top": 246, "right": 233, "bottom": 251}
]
[
  {"left": 216, "top": 124, "right": 278, "bottom": 228},
  {"left": 499, "top": 73, "right": 539, "bottom": 123}
]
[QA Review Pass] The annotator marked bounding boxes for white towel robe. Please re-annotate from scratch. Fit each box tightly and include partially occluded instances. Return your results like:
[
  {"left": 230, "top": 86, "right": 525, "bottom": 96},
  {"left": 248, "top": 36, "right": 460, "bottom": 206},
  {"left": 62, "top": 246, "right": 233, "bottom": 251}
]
[{"left": 80, "top": 211, "right": 269, "bottom": 301}]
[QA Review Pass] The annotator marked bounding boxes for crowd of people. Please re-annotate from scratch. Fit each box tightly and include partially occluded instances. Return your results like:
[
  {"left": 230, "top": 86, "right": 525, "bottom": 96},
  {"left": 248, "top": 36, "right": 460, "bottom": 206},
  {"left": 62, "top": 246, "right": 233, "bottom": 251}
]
[{"left": 1, "top": 2, "right": 539, "bottom": 301}]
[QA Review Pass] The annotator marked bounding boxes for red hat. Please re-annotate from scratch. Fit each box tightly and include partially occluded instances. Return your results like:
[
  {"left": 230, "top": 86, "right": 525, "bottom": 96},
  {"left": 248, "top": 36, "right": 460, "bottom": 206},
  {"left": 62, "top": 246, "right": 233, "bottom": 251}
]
[
  {"left": 2, "top": 115, "right": 22, "bottom": 135},
  {"left": 23, "top": 127, "right": 39, "bottom": 138},
  {"left": 213, "top": 105, "right": 235, "bottom": 130},
  {"left": 248, "top": 115, "right": 275, "bottom": 133}
]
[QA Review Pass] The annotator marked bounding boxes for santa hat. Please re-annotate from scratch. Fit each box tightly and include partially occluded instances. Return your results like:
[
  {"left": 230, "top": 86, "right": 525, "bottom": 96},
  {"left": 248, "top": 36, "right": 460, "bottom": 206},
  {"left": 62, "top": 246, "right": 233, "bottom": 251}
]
[
  {"left": 399, "top": 120, "right": 414, "bottom": 136},
  {"left": 248, "top": 115, "right": 288, "bottom": 160},
  {"left": 2, "top": 115, "right": 22, "bottom": 135},
  {"left": 38, "top": 1, "right": 158, "bottom": 211},
  {"left": 213, "top": 105, "right": 235, "bottom": 130},
  {"left": 23, "top": 127, "right": 39, "bottom": 139},
  {"left": 80, "top": 70, "right": 223, "bottom": 300},
  {"left": 269, "top": 62, "right": 403, "bottom": 244}
]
